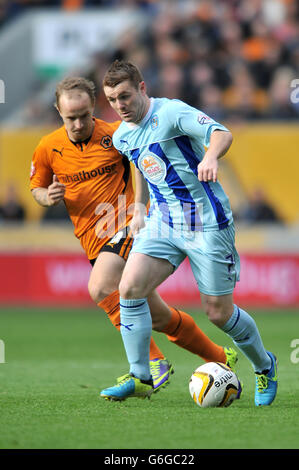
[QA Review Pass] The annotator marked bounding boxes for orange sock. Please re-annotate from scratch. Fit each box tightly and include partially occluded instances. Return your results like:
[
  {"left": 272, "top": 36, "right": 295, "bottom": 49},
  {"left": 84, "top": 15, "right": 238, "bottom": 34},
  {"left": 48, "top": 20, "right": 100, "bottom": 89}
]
[
  {"left": 162, "top": 307, "right": 226, "bottom": 363},
  {"left": 98, "top": 290, "right": 164, "bottom": 361}
]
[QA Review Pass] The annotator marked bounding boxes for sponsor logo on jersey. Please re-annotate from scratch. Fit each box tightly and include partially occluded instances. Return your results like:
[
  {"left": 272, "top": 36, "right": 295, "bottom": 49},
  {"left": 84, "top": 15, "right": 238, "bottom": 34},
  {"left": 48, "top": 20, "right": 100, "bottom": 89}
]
[
  {"left": 61, "top": 163, "right": 117, "bottom": 183},
  {"left": 197, "top": 113, "right": 213, "bottom": 125},
  {"left": 139, "top": 153, "right": 166, "bottom": 184},
  {"left": 151, "top": 114, "right": 159, "bottom": 130}
]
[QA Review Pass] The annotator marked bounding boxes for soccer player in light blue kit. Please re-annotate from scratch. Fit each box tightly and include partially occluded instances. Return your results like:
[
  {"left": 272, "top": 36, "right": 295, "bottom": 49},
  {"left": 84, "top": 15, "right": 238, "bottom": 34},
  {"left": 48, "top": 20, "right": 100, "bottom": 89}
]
[{"left": 101, "top": 60, "right": 277, "bottom": 406}]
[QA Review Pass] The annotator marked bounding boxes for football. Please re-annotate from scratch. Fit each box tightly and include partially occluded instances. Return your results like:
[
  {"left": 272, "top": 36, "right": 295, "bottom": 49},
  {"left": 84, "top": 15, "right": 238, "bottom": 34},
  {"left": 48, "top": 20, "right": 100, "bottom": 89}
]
[{"left": 189, "top": 362, "right": 241, "bottom": 408}]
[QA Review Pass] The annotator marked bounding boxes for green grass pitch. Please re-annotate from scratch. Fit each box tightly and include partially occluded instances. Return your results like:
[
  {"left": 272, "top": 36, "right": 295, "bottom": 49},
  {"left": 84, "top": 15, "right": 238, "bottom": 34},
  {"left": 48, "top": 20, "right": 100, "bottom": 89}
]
[{"left": 0, "top": 307, "right": 298, "bottom": 449}]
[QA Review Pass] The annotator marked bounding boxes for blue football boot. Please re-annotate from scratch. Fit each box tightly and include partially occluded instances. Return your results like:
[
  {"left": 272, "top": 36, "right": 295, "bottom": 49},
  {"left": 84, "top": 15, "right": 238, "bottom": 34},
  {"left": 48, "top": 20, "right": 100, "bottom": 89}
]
[
  {"left": 100, "top": 373, "right": 153, "bottom": 401},
  {"left": 255, "top": 351, "right": 278, "bottom": 406}
]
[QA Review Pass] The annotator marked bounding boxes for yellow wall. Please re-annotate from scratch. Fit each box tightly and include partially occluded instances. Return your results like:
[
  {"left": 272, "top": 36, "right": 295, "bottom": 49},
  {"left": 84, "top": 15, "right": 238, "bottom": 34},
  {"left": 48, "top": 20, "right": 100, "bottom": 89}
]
[
  {"left": 0, "top": 128, "right": 53, "bottom": 221},
  {"left": 0, "top": 123, "right": 299, "bottom": 223},
  {"left": 226, "top": 123, "right": 299, "bottom": 223}
]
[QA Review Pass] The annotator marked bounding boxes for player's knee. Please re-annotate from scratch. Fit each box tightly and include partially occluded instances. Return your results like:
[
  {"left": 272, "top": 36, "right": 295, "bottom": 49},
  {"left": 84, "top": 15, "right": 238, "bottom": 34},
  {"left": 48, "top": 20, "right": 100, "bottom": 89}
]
[
  {"left": 119, "top": 278, "right": 146, "bottom": 300},
  {"left": 88, "top": 279, "right": 113, "bottom": 304},
  {"left": 88, "top": 281, "right": 104, "bottom": 303},
  {"left": 202, "top": 298, "right": 229, "bottom": 327}
]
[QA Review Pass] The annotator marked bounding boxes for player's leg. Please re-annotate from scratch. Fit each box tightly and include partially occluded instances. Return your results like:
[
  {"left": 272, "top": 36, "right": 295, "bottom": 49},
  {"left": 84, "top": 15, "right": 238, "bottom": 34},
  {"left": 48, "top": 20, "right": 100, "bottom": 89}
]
[
  {"left": 100, "top": 253, "right": 173, "bottom": 400},
  {"left": 88, "top": 251, "right": 123, "bottom": 304},
  {"left": 147, "top": 290, "right": 228, "bottom": 365},
  {"left": 92, "top": 246, "right": 231, "bottom": 366},
  {"left": 93, "top": 253, "right": 234, "bottom": 390},
  {"left": 189, "top": 225, "right": 277, "bottom": 406},
  {"left": 201, "top": 292, "right": 271, "bottom": 371},
  {"left": 88, "top": 250, "right": 165, "bottom": 362},
  {"left": 118, "top": 252, "right": 174, "bottom": 377},
  {"left": 100, "top": 222, "right": 235, "bottom": 400},
  {"left": 201, "top": 293, "right": 277, "bottom": 406},
  {"left": 148, "top": 291, "right": 225, "bottom": 390}
]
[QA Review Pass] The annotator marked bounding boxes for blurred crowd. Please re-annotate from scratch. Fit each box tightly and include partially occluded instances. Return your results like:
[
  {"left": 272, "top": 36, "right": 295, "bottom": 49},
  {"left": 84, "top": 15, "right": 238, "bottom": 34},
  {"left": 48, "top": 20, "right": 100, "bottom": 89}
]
[
  {"left": 0, "top": 0, "right": 159, "bottom": 28},
  {"left": 88, "top": 0, "right": 299, "bottom": 123},
  {"left": 1, "top": 0, "right": 298, "bottom": 124},
  {"left": 89, "top": 0, "right": 299, "bottom": 124}
]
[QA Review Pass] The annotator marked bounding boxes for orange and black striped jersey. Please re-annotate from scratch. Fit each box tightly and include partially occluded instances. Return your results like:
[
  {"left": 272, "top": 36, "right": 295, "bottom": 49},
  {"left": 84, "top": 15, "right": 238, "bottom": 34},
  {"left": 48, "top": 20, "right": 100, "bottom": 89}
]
[{"left": 30, "top": 118, "right": 135, "bottom": 259}]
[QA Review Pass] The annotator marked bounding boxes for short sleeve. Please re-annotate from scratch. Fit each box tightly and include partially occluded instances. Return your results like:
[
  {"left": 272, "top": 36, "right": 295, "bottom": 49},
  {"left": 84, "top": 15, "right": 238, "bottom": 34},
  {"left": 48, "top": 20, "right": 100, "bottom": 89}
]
[
  {"left": 29, "top": 141, "right": 53, "bottom": 189},
  {"left": 167, "top": 99, "right": 229, "bottom": 147}
]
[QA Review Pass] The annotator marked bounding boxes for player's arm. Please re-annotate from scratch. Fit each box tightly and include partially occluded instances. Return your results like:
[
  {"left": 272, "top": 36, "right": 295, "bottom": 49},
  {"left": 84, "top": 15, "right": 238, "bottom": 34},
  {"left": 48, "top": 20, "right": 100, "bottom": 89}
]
[
  {"left": 170, "top": 101, "right": 232, "bottom": 183},
  {"left": 130, "top": 167, "right": 149, "bottom": 236},
  {"left": 32, "top": 175, "right": 66, "bottom": 207},
  {"left": 30, "top": 142, "right": 66, "bottom": 207},
  {"left": 197, "top": 130, "right": 233, "bottom": 183}
]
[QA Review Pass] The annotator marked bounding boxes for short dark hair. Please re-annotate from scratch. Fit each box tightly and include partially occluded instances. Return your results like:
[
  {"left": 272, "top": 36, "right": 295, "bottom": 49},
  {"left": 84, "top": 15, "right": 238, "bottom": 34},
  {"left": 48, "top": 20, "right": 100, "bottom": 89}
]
[
  {"left": 102, "top": 60, "right": 144, "bottom": 89},
  {"left": 55, "top": 77, "right": 96, "bottom": 108}
]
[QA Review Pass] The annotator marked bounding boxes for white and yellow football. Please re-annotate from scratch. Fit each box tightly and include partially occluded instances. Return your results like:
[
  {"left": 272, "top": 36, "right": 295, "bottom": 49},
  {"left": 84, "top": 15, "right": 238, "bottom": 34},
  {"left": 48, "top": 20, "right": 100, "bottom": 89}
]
[{"left": 189, "top": 362, "right": 241, "bottom": 408}]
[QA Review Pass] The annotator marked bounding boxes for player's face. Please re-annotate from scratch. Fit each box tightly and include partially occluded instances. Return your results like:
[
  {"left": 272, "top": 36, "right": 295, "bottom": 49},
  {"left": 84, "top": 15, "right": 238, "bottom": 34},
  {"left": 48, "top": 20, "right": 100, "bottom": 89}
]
[
  {"left": 104, "top": 80, "right": 149, "bottom": 124},
  {"left": 58, "top": 91, "right": 95, "bottom": 142}
]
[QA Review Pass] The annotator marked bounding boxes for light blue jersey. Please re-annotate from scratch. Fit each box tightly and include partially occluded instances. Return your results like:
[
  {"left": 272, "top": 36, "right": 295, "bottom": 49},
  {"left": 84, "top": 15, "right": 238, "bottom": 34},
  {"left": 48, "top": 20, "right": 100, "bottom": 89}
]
[{"left": 113, "top": 97, "right": 233, "bottom": 232}]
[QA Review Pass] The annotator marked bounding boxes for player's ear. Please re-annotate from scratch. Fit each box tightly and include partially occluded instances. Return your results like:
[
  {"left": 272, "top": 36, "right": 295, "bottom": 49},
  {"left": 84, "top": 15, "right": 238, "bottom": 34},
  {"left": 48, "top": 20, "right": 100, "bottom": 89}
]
[
  {"left": 139, "top": 81, "right": 147, "bottom": 95},
  {"left": 54, "top": 102, "right": 61, "bottom": 116}
]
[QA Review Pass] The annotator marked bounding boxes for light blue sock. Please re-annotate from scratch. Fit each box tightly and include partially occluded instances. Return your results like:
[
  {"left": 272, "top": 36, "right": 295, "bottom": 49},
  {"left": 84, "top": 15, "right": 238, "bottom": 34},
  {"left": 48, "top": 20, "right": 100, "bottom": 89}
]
[
  {"left": 119, "top": 297, "right": 152, "bottom": 381},
  {"left": 221, "top": 304, "right": 271, "bottom": 373}
]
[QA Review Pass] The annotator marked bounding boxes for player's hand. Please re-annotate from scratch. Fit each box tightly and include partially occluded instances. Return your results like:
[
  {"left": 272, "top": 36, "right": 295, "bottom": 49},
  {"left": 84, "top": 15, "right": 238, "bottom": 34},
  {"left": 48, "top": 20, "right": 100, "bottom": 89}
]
[
  {"left": 130, "top": 203, "right": 146, "bottom": 236},
  {"left": 47, "top": 175, "right": 66, "bottom": 205},
  {"left": 197, "top": 156, "right": 218, "bottom": 183}
]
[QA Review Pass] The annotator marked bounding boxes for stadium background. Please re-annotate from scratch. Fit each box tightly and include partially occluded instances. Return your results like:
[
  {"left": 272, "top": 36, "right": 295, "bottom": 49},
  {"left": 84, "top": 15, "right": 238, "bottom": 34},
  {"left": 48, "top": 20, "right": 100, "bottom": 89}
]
[
  {"left": 0, "top": 0, "right": 299, "bottom": 308},
  {"left": 0, "top": 0, "right": 299, "bottom": 452}
]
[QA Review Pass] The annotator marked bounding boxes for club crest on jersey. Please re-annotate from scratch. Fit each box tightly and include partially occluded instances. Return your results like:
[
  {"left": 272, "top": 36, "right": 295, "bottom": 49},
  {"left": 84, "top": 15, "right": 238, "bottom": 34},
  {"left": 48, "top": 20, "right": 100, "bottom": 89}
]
[
  {"left": 197, "top": 113, "right": 213, "bottom": 125},
  {"left": 139, "top": 153, "right": 166, "bottom": 184},
  {"left": 151, "top": 114, "right": 159, "bottom": 130},
  {"left": 100, "top": 135, "right": 113, "bottom": 149}
]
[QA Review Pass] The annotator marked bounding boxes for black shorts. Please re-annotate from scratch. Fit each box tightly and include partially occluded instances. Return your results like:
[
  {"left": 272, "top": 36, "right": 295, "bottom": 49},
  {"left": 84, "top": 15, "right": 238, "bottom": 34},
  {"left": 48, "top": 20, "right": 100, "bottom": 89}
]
[{"left": 89, "top": 226, "right": 133, "bottom": 267}]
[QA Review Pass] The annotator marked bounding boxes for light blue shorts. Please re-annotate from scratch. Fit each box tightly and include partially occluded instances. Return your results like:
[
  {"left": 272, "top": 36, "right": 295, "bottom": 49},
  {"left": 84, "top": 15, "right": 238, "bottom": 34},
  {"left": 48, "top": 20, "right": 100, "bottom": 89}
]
[{"left": 131, "top": 219, "right": 240, "bottom": 296}]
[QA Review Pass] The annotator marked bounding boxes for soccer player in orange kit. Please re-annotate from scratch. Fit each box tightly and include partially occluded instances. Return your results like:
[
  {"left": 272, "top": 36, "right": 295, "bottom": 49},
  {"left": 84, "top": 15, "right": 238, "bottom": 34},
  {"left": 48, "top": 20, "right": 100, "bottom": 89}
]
[{"left": 30, "top": 77, "right": 238, "bottom": 392}]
